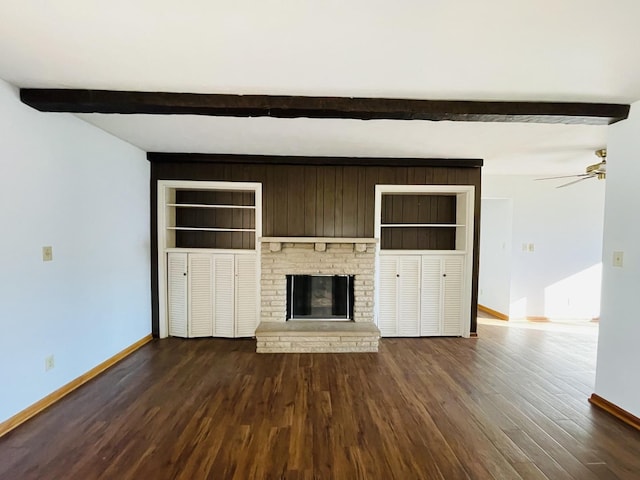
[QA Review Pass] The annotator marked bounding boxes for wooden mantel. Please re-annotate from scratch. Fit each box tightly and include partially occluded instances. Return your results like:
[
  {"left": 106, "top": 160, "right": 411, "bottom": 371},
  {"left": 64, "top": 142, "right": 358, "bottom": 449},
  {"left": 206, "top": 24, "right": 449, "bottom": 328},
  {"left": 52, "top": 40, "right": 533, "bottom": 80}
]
[
  {"left": 259, "top": 237, "right": 378, "bottom": 243},
  {"left": 260, "top": 237, "right": 377, "bottom": 253}
]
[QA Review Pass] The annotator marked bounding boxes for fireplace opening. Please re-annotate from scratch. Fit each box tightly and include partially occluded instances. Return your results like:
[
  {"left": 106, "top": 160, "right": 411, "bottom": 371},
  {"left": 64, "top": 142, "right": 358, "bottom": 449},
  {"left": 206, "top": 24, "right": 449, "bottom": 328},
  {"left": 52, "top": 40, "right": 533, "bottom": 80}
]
[{"left": 286, "top": 275, "right": 354, "bottom": 321}]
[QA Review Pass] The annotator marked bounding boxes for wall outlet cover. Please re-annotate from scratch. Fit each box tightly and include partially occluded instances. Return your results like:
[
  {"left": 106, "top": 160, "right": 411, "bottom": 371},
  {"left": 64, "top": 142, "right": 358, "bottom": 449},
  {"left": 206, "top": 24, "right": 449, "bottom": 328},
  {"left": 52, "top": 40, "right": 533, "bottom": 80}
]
[
  {"left": 45, "top": 355, "right": 55, "bottom": 371},
  {"left": 613, "top": 251, "right": 624, "bottom": 267}
]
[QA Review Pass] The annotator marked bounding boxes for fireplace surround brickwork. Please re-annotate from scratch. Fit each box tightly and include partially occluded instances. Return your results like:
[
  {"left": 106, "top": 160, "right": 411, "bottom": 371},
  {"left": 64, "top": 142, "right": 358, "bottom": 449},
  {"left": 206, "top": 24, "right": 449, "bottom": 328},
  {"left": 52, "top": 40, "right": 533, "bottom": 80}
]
[
  {"left": 260, "top": 241, "right": 376, "bottom": 323},
  {"left": 256, "top": 239, "right": 380, "bottom": 353}
]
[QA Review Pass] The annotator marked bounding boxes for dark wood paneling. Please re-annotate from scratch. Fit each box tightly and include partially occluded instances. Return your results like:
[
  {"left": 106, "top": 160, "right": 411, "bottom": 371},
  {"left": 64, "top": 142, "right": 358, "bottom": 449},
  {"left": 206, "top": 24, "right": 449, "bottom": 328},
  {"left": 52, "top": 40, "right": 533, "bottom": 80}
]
[
  {"left": 364, "top": 167, "right": 378, "bottom": 237},
  {"left": 380, "top": 194, "right": 458, "bottom": 250},
  {"left": 287, "top": 166, "right": 305, "bottom": 236},
  {"left": 322, "top": 167, "right": 335, "bottom": 237},
  {"left": 21, "top": 88, "right": 630, "bottom": 125},
  {"left": 356, "top": 168, "right": 367, "bottom": 237},
  {"left": 173, "top": 190, "right": 255, "bottom": 249},
  {"left": 151, "top": 157, "right": 482, "bottom": 333},
  {"left": 315, "top": 169, "right": 324, "bottom": 236},
  {"left": 381, "top": 228, "right": 457, "bottom": 250},
  {"left": 273, "top": 166, "right": 289, "bottom": 236},
  {"left": 304, "top": 167, "right": 317, "bottom": 236},
  {"left": 381, "top": 195, "right": 456, "bottom": 223},
  {"left": 333, "top": 167, "right": 342, "bottom": 237}
]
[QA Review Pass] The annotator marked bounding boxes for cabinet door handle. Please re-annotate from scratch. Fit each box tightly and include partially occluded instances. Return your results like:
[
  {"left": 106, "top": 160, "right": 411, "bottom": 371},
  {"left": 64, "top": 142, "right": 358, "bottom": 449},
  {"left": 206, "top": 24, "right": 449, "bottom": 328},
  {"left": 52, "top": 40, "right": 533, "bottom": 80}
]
[{"left": 443, "top": 274, "right": 447, "bottom": 277}]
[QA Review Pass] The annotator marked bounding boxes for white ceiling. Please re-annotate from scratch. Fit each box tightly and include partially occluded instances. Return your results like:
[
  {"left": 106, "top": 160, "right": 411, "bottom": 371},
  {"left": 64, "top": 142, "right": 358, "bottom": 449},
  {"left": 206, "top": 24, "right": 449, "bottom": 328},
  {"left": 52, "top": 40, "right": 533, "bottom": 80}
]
[{"left": 1, "top": 1, "right": 639, "bottom": 175}]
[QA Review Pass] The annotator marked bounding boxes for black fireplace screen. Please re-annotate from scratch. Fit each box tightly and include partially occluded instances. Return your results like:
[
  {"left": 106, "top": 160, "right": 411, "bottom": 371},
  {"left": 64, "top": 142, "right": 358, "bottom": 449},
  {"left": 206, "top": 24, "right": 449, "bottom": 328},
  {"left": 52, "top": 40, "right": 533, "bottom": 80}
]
[{"left": 286, "top": 275, "right": 354, "bottom": 320}]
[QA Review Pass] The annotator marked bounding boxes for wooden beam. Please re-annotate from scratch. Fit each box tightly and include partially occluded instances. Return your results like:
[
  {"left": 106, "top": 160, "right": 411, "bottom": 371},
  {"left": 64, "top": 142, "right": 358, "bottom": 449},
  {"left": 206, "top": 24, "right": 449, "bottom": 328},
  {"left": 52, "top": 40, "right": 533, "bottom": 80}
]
[
  {"left": 20, "top": 89, "right": 629, "bottom": 125},
  {"left": 146, "top": 152, "right": 483, "bottom": 167}
]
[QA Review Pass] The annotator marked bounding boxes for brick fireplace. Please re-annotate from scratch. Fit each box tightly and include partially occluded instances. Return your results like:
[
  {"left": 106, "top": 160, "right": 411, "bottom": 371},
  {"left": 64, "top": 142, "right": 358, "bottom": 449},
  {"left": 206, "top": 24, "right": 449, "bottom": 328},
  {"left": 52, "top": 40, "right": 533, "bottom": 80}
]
[{"left": 255, "top": 238, "right": 381, "bottom": 353}]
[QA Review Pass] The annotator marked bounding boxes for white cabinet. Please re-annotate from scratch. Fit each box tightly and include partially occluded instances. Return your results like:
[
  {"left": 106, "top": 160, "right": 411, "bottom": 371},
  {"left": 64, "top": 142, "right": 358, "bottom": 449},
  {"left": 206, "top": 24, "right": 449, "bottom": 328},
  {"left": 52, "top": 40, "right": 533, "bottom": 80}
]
[
  {"left": 420, "top": 255, "right": 464, "bottom": 336},
  {"left": 379, "top": 254, "right": 465, "bottom": 337},
  {"left": 379, "top": 256, "right": 421, "bottom": 337},
  {"left": 167, "top": 252, "right": 258, "bottom": 338},
  {"left": 167, "top": 252, "right": 189, "bottom": 337}
]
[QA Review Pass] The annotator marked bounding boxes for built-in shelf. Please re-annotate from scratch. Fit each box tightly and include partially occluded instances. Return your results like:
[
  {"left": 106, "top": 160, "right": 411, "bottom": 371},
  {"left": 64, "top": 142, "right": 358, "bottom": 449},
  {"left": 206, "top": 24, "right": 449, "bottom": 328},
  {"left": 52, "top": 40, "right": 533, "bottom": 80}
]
[
  {"left": 375, "top": 185, "right": 473, "bottom": 252},
  {"left": 160, "top": 181, "right": 261, "bottom": 250},
  {"left": 167, "top": 203, "right": 255, "bottom": 209},
  {"left": 158, "top": 181, "right": 261, "bottom": 250},
  {"left": 168, "top": 227, "right": 256, "bottom": 232},
  {"left": 381, "top": 223, "right": 464, "bottom": 228}
]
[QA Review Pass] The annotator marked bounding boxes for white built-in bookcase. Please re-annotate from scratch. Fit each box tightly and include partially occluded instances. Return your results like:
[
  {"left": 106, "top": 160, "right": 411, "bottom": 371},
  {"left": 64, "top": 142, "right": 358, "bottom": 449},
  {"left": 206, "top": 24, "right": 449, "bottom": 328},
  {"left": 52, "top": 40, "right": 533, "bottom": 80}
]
[
  {"left": 374, "top": 185, "right": 474, "bottom": 338},
  {"left": 157, "top": 180, "right": 262, "bottom": 339}
]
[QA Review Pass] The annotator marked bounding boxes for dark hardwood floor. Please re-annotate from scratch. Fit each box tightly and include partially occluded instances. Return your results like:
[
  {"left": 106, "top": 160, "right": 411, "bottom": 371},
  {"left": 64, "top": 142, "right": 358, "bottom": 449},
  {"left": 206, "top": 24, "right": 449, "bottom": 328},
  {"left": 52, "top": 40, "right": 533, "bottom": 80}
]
[{"left": 1, "top": 321, "right": 638, "bottom": 479}]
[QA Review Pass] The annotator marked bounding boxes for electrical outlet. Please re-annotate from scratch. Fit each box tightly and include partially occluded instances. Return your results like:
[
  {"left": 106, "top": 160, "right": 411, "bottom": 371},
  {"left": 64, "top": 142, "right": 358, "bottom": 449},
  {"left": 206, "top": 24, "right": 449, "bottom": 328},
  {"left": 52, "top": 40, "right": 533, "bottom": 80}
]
[
  {"left": 613, "top": 251, "right": 624, "bottom": 267},
  {"left": 42, "top": 246, "right": 53, "bottom": 262},
  {"left": 45, "top": 355, "right": 55, "bottom": 371}
]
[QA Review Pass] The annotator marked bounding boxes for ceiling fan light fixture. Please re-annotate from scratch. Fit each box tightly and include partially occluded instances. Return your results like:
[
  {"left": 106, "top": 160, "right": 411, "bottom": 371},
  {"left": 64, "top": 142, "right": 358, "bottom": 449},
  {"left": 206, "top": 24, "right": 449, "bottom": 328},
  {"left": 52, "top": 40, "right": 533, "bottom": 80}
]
[{"left": 535, "top": 147, "right": 607, "bottom": 187}]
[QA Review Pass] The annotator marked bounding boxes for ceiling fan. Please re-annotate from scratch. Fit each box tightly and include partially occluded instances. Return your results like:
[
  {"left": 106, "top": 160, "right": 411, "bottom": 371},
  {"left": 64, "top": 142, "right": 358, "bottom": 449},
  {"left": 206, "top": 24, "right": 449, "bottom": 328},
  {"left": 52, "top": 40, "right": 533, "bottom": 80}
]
[{"left": 536, "top": 148, "right": 607, "bottom": 188}]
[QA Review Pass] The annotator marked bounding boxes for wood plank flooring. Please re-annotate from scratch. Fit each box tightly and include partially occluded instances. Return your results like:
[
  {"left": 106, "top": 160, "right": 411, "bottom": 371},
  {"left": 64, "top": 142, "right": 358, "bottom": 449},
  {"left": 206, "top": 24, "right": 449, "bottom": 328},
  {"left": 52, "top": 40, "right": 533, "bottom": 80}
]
[{"left": 1, "top": 321, "right": 639, "bottom": 479}]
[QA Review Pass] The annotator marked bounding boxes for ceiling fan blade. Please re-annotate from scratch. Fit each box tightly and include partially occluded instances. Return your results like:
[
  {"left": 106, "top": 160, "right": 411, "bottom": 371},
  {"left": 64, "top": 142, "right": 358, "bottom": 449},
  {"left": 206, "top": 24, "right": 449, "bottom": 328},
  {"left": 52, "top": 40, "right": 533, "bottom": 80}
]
[
  {"left": 535, "top": 173, "right": 591, "bottom": 181},
  {"left": 556, "top": 175, "right": 595, "bottom": 188}
]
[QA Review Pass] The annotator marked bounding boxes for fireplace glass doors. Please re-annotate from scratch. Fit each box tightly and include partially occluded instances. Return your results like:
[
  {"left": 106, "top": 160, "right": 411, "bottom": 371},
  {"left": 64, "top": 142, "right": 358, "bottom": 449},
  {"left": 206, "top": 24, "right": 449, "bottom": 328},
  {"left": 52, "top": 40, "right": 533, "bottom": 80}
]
[{"left": 286, "top": 275, "right": 354, "bottom": 321}]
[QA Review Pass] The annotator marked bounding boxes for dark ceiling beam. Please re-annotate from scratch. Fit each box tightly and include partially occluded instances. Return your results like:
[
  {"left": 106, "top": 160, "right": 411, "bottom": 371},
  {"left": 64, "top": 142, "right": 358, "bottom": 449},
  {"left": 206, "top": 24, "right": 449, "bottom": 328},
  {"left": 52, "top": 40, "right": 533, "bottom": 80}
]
[
  {"left": 20, "top": 88, "right": 629, "bottom": 125},
  {"left": 146, "top": 152, "right": 483, "bottom": 168}
]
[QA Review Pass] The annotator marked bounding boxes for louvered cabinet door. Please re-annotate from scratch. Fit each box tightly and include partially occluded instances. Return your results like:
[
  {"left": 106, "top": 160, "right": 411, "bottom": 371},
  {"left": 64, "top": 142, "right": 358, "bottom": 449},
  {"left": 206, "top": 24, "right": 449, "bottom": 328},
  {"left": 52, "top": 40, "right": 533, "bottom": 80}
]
[
  {"left": 378, "top": 256, "right": 399, "bottom": 336},
  {"left": 442, "top": 256, "right": 464, "bottom": 336},
  {"left": 235, "top": 254, "right": 258, "bottom": 337},
  {"left": 397, "top": 256, "right": 421, "bottom": 336},
  {"left": 213, "top": 254, "right": 235, "bottom": 338},
  {"left": 421, "top": 256, "right": 442, "bottom": 336},
  {"left": 167, "top": 252, "right": 188, "bottom": 338},
  {"left": 188, "top": 254, "right": 213, "bottom": 337}
]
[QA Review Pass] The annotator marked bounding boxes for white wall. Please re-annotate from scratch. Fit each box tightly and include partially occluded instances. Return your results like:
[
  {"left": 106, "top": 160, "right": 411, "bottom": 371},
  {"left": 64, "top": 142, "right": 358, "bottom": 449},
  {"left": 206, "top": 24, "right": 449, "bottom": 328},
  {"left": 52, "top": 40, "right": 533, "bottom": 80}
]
[
  {"left": 479, "top": 198, "right": 512, "bottom": 315},
  {"left": 0, "top": 79, "right": 151, "bottom": 423},
  {"left": 594, "top": 101, "right": 640, "bottom": 418},
  {"left": 482, "top": 173, "right": 604, "bottom": 319}
]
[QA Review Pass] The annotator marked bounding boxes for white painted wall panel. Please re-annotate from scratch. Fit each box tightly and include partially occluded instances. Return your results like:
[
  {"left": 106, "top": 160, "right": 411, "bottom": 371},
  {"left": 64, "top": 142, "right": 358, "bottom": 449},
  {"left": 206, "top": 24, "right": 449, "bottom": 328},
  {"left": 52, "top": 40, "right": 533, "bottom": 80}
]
[
  {"left": 0, "top": 78, "right": 150, "bottom": 424},
  {"left": 595, "top": 101, "right": 640, "bottom": 418},
  {"left": 482, "top": 174, "right": 604, "bottom": 319},
  {"left": 478, "top": 198, "right": 512, "bottom": 316}
]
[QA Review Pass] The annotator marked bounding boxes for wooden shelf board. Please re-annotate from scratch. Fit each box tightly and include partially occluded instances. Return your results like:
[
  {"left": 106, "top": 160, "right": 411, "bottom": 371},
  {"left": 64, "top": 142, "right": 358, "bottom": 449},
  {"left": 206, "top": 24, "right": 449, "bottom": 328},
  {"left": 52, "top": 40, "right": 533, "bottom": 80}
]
[
  {"left": 168, "top": 227, "right": 256, "bottom": 232},
  {"left": 381, "top": 224, "right": 464, "bottom": 228},
  {"left": 167, "top": 203, "right": 255, "bottom": 209}
]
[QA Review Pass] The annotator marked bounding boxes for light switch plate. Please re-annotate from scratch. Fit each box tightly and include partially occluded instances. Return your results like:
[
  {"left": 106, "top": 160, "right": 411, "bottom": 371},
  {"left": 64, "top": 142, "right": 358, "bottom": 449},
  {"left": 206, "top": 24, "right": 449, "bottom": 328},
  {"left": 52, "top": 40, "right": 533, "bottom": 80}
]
[{"left": 42, "top": 246, "right": 53, "bottom": 262}]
